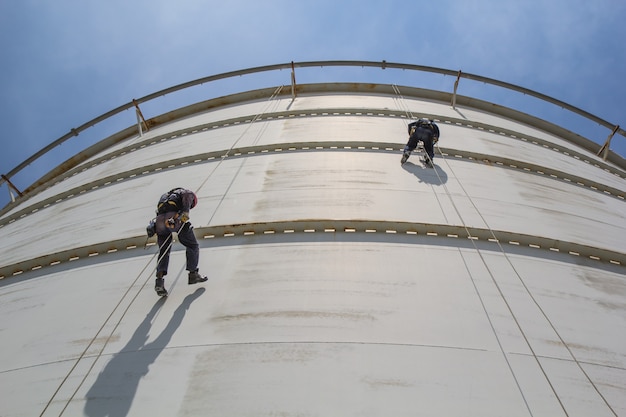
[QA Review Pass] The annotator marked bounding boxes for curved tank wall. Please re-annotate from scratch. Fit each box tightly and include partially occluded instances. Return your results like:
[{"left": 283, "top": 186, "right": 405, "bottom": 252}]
[{"left": 0, "top": 80, "right": 625, "bottom": 417}]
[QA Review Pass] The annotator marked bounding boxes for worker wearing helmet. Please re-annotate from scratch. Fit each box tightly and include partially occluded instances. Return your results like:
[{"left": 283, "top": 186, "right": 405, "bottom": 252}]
[
  {"left": 401, "top": 118, "right": 440, "bottom": 166},
  {"left": 151, "top": 187, "right": 207, "bottom": 296}
]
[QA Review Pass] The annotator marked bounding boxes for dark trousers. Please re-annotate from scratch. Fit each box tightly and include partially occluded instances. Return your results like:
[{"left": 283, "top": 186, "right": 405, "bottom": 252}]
[
  {"left": 406, "top": 127, "right": 434, "bottom": 159},
  {"left": 155, "top": 212, "right": 199, "bottom": 275}
]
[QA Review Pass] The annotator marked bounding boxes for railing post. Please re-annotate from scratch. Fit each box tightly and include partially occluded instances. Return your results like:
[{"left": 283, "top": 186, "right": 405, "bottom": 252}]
[
  {"left": 452, "top": 70, "right": 462, "bottom": 109},
  {"left": 597, "top": 125, "right": 620, "bottom": 160},
  {"left": 136, "top": 109, "right": 144, "bottom": 136},
  {"left": 291, "top": 61, "right": 297, "bottom": 100},
  {"left": 133, "top": 99, "right": 148, "bottom": 136},
  {"left": 1, "top": 174, "right": 23, "bottom": 202}
]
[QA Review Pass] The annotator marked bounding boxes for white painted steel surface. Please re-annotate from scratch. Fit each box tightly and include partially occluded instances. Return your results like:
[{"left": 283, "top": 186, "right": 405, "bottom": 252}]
[{"left": 1, "top": 84, "right": 625, "bottom": 417}]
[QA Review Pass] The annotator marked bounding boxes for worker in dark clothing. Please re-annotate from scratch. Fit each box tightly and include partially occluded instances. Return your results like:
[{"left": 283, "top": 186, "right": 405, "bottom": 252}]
[
  {"left": 152, "top": 187, "right": 207, "bottom": 296},
  {"left": 401, "top": 118, "right": 440, "bottom": 166}
]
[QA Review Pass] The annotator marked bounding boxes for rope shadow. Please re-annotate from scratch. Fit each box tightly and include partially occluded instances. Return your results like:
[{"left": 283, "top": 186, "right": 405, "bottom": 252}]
[{"left": 84, "top": 287, "right": 205, "bottom": 417}]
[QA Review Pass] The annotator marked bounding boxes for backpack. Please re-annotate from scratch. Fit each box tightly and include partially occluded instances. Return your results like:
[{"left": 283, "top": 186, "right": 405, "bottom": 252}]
[
  {"left": 156, "top": 188, "right": 184, "bottom": 214},
  {"left": 427, "top": 121, "right": 440, "bottom": 142},
  {"left": 417, "top": 119, "right": 440, "bottom": 140},
  {"left": 409, "top": 119, "right": 434, "bottom": 133}
]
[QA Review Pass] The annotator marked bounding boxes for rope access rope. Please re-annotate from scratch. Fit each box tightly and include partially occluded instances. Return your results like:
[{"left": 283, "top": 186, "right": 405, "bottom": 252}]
[
  {"left": 43, "top": 86, "right": 284, "bottom": 416},
  {"left": 431, "top": 143, "right": 541, "bottom": 416},
  {"left": 203, "top": 85, "right": 285, "bottom": 225},
  {"left": 392, "top": 84, "right": 415, "bottom": 121},
  {"left": 40, "top": 249, "right": 160, "bottom": 417},
  {"left": 435, "top": 143, "right": 617, "bottom": 416},
  {"left": 48, "top": 84, "right": 287, "bottom": 416},
  {"left": 391, "top": 85, "right": 535, "bottom": 416}
]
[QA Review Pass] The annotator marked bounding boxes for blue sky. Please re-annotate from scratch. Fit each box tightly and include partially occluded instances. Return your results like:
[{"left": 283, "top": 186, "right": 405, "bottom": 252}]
[{"left": 1, "top": 0, "right": 625, "bottom": 208}]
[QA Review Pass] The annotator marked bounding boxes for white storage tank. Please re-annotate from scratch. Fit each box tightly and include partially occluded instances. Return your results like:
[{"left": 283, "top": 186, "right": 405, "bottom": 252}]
[{"left": 1, "top": 62, "right": 625, "bottom": 417}]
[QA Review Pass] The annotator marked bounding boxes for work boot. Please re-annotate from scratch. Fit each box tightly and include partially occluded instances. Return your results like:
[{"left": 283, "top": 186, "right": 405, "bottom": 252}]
[
  {"left": 188, "top": 270, "right": 208, "bottom": 285},
  {"left": 155, "top": 277, "right": 168, "bottom": 297}
]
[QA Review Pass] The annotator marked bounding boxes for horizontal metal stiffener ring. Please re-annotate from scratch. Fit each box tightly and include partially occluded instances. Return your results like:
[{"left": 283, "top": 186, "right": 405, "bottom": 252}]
[
  {"left": 37, "top": 108, "right": 626, "bottom": 187},
  {"left": 1, "top": 141, "right": 624, "bottom": 230},
  {"left": 5, "top": 62, "right": 624, "bottom": 188},
  {"left": 1, "top": 220, "right": 623, "bottom": 280},
  {"left": 3, "top": 105, "right": 624, "bottom": 219}
]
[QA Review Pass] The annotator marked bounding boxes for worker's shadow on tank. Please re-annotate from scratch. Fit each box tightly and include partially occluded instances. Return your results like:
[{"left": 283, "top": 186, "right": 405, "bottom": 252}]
[
  {"left": 84, "top": 287, "right": 205, "bottom": 417},
  {"left": 401, "top": 161, "right": 448, "bottom": 185}
]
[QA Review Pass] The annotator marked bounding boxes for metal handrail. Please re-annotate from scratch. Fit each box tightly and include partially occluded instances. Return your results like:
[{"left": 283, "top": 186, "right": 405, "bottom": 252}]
[{"left": 2, "top": 60, "right": 624, "bottom": 191}]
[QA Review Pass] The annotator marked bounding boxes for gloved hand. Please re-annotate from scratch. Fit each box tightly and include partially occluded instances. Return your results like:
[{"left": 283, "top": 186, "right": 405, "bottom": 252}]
[
  {"left": 180, "top": 211, "right": 190, "bottom": 223},
  {"left": 146, "top": 219, "right": 156, "bottom": 237}
]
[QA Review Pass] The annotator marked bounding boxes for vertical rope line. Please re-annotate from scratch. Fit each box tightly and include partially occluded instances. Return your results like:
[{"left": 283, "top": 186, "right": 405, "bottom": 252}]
[
  {"left": 196, "top": 85, "right": 284, "bottom": 195},
  {"left": 392, "top": 84, "right": 415, "bottom": 121},
  {"left": 432, "top": 143, "right": 571, "bottom": 416},
  {"left": 43, "top": 86, "right": 285, "bottom": 416},
  {"left": 431, "top": 147, "right": 540, "bottom": 416},
  {"left": 457, "top": 250, "right": 535, "bottom": 415},
  {"left": 391, "top": 85, "right": 535, "bottom": 416},
  {"left": 436, "top": 144, "right": 616, "bottom": 416},
  {"left": 202, "top": 85, "right": 284, "bottom": 225},
  {"left": 393, "top": 85, "right": 450, "bottom": 222},
  {"left": 40, "top": 249, "right": 160, "bottom": 417}
]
